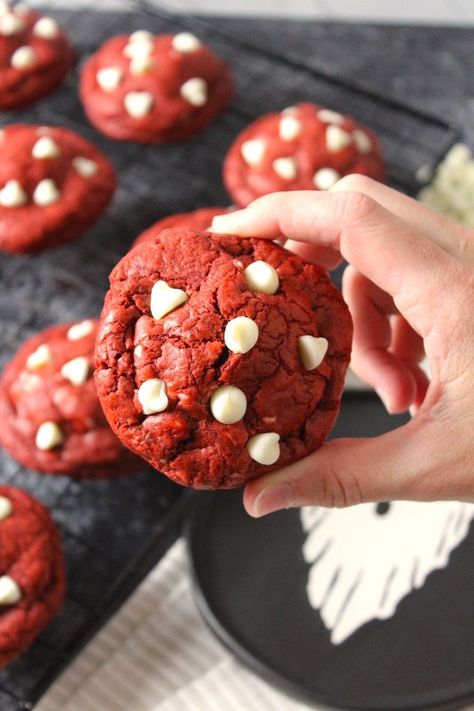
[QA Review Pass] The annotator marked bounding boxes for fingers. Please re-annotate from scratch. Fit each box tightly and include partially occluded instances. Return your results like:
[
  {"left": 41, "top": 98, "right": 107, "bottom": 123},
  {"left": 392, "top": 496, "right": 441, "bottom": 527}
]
[
  {"left": 243, "top": 414, "right": 469, "bottom": 517},
  {"left": 343, "top": 266, "right": 425, "bottom": 413},
  {"left": 281, "top": 239, "right": 342, "bottom": 270},
  {"left": 211, "top": 190, "right": 459, "bottom": 339},
  {"left": 331, "top": 174, "right": 474, "bottom": 264}
]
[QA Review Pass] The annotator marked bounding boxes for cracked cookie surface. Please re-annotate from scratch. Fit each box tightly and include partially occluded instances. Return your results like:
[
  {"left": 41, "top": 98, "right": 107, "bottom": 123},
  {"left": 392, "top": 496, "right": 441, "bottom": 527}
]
[{"left": 95, "top": 229, "right": 352, "bottom": 489}]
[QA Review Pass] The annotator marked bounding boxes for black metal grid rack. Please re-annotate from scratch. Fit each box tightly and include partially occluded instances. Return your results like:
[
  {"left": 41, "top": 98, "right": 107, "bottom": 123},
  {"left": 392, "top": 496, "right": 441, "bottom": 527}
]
[{"left": 0, "top": 3, "right": 460, "bottom": 708}]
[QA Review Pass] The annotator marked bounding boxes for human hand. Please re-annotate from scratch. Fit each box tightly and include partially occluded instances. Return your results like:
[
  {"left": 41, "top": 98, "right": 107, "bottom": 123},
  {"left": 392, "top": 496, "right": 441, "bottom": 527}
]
[{"left": 211, "top": 175, "right": 474, "bottom": 515}]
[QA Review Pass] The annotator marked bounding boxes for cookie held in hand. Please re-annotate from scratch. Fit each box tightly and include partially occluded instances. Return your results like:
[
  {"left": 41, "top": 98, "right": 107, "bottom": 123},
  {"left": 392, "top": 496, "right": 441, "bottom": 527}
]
[{"left": 95, "top": 229, "right": 352, "bottom": 489}]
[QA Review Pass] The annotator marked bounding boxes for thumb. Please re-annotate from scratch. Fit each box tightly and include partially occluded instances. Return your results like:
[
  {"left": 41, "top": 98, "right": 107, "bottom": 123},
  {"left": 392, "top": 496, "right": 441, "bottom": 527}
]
[{"left": 243, "top": 416, "right": 466, "bottom": 516}]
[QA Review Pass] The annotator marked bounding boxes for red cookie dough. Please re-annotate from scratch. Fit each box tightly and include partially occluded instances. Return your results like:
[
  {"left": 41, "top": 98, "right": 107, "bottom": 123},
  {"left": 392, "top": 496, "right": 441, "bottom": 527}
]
[
  {"left": 0, "top": 485, "right": 64, "bottom": 668},
  {"left": 0, "top": 5, "right": 74, "bottom": 110},
  {"left": 95, "top": 229, "right": 352, "bottom": 489},
  {"left": 0, "top": 124, "right": 116, "bottom": 253},
  {"left": 80, "top": 30, "right": 233, "bottom": 143},
  {"left": 0, "top": 320, "right": 140, "bottom": 478},
  {"left": 223, "top": 102, "right": 385, "bottom": 207},
  {"left": 133, "top": 206, "right": 233, "bottom": 247}
]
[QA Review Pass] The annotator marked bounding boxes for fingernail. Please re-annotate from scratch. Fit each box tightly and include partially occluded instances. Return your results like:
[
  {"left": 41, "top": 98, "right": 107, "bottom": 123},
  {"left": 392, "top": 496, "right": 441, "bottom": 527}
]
[
  {"left": 251, "top": 481, "right": 295, "bottom": 518},
  {"left": 211, "top": 212, "right": 243, "bottom": 233},
  {"left": 375, "top": 388, "right": 395, "bottom": 414}
]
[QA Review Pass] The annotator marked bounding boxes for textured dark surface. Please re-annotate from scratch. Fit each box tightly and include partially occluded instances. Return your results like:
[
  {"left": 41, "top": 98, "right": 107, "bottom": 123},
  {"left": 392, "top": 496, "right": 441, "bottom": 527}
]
[{"left": 0, "top": 3, "right": 468, "bottom": 708}]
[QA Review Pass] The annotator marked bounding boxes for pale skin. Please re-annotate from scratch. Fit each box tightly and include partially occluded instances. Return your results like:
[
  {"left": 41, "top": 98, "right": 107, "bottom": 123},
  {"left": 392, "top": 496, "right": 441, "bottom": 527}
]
[{"left": 211, "top": 175, "right": 474, "bottom": 517}]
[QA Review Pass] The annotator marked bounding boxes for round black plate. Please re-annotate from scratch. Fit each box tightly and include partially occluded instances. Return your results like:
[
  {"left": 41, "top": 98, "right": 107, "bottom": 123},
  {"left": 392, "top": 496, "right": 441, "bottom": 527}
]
[{"left": 186, "top": 396, "right": 474, "bottom": 711}]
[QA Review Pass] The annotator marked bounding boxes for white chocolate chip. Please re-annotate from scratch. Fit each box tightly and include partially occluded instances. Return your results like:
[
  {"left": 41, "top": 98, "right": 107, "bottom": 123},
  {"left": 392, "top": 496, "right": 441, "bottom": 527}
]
[
  {"left": 129, "top": 55, "right": 154, "bottom": 75},
  {"left": 0, "top": 496, "right": 12, "bottom": 521},
  {"left": 0, "top": 13, "right": 24, "bottom": 35},
  {"left": 210, "top": 385, "right": 247, "bottom": 425},
  {"left": 326, "top": 125, "right": 352, "bottom": 152},
  {"left": 247, "top": 432, "right": 280, "bottom": 465},
  {"left": 0, "top": 180, "right": 27, "bottom": 207},
  {"left": 172, "top": 32, "right": 202, "bottom": 53},
  {"left": 138, "top": 378, "right": 168, "bottom": 415},
  {"left": 281, "top": 106, "right": 297, "bottom": 115},
  {"left": 33, "top": 16, "right": 59, "bottom": 39},
  {"left": 0, "top": 576, "right": 22, "bottom": 605},
  {"left": 272, "top": 156, "right": 298, "bottom": 181},
  {"left": 129, "top": 30, "right": 153, "bottom": 43},
  {"left": 317, "top": 109, "right": 344, "bottom": 124},
  {"left": 180, "top": 77, "right": 207, "bottom": 107},
  {"left": 279, "top": 115, "right": 302, "bottom": 141},
  {"left": 32, "top": 136, "right": 60, "bottom": 160},
  {"left": 124, "top": 91, "right": 154, "bottom": 119},
  {"left": 33, "top": 178, "right": 60, "bottom": 206},
  {"left": 150, "top": 280, "right": 188, "bottom": 320},
  {"left": 353, "top": 128, "right": 372, "bottom": 154},
  {"left": 244, "top": 260, "right": 279, "bottom": 295},
  {"left": 224, "top": 317, "right": 259, "bottom": 354},
  {"left": 36, "top": 421, "right": 63, "bottom": 450},
  {"left": 123, "top": 38, "right": 154, "bottom": 59},
  {"left": 96, "top": 66, "right": 123, "bottom": 92},
  {"left": 18, "top": 371, "right": 41, "bottom": 392},
  {"left": 11, "top": 45, "right": 37, "bottom": 69},
  {"left": 313, "top": 167, "right": 340, "bottom": 190},
  {"left": 72, "top": 156, "right": 98, "bottom": 177},
  {"left": 298, "top": 335, "right": 328, "bottom": 370},
  {"left": 26, "top": 343, "right": 52, "bottom": 370},
  {"left": 241, "top": 139, "right": 265, "bottom": 166},
  {"left": 0, "top": 2, "right": 10, "bottom": 15},
  {"left": 134, "top": 344, "right": 143, "bottom": 358},
  {"left": 61, "top": 356, "right": 90, "bottom": 385},
  {"left": 67, "top": 319, "right": 94, "bottom": 341}
]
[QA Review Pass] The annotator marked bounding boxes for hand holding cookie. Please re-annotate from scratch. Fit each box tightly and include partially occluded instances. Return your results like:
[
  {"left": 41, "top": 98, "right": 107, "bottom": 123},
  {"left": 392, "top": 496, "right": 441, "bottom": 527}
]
[{"left": 211, "top": 176, "right": 474, "bottom": 513}]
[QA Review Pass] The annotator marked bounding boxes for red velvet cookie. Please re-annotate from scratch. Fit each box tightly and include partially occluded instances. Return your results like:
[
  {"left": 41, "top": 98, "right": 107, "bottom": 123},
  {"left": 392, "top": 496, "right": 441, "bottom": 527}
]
[
  {"left": 0, "top": 4, "right": 74, "bottom": 110},
  {"left": 0, "top": 124, "right": 116, "bottom": 253},
  {"left": 80, "top": 31, "right": 233, "bottom": 143},
  {"left": 95, "top": 229, "right": 352, "bottom": 489},
  {"left": 223, "top": 102, "right": 385, "bottom": 207},
  {"left": 0, "top": 485, "right": 64, "bottom": 668},
  {"left": 133, "top": 206, "right": 233, "bottom": 247},
  {"left": 0, "top": 320, "right": 140, "bottom": 477}
]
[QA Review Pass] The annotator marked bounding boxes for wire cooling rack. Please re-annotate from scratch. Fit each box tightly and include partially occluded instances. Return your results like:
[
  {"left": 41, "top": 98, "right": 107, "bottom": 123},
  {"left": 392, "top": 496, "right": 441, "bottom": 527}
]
[{"left": 0, "top": 3, "right": 460, "bottom": 708}]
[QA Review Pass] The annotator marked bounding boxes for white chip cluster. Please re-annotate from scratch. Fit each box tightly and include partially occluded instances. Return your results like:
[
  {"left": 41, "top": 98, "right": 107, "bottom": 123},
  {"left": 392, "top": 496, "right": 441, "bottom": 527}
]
[
  {"left": 140, "top": 261, "right": 330, "bottom": 467},
  {"left": 418, "top": 143, "right": 474, "bottom": 227},
  {"left": 239, "top": 106, "right": 374, "bottom": 190},
  {"left": 0, "top": 131, "right": 100, "bottom": 210},
  {"left": 99, "top": 30, "right": 208, "bottom": 116}
]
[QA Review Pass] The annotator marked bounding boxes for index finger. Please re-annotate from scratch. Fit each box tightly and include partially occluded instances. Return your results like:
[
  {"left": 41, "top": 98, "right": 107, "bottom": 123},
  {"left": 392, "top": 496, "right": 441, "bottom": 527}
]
[{"left": 210, "top": 190, "right": 459, "bottom": 338}]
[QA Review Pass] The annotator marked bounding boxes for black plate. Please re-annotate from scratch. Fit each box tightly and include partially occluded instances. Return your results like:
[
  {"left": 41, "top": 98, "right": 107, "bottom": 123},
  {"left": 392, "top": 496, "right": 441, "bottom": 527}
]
[{"left": 187, "top": 394, "right": 474, "bottom": 711}]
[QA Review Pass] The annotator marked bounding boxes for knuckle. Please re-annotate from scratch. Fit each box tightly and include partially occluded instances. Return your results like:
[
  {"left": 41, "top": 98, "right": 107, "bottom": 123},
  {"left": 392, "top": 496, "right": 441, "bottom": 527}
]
[
  {"left": 339, "top": 190, "right": 378, "bottom": 225},
  {"left": 314, "top": 444, "right": 364, "bottom": 508},
  {"left": 333, "top": 173, "right": 376, "bottom": 194}
]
